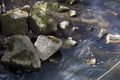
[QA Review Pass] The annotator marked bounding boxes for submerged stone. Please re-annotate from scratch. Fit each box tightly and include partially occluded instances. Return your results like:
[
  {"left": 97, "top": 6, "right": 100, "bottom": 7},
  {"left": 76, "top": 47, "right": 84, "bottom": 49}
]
[
  {"left": 1, "top": 35, "right": 41, "bottom": 70},
  {"left": 85, "top": 58, "right": 96, "bottom": 65},
  {"left": 0, "top": 8, "right": 28, "bottom": 36},
  {"left": 34, "top": 35, "right": 62, "bottom": 61},
  {"left": 97, "top": 29, "right": 107, "bottom": 39},
  {"left": 62, "top": 37, "right": 77, "bottom": 49},
  {"left": 106, "top": 34, "right": 120, "bottom": 44}
]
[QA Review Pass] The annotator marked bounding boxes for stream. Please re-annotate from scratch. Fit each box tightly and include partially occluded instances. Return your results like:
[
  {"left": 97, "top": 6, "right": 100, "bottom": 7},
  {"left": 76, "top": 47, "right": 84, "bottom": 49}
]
[{"left": 0, "top": 0, "right": 120, "bottom": 80}]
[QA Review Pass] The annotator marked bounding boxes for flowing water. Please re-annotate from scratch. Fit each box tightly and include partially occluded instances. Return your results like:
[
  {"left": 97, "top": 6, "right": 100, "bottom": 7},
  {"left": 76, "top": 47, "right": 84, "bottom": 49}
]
[{"left": 0, "top": 0, "right": 120, "bottom": 80}]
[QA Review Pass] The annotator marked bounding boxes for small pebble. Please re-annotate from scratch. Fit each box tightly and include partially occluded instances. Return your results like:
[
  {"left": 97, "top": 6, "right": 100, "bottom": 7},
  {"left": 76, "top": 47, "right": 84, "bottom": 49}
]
[
  {"left": 69, "top": 10, "right": 77, "bottom": 17},
  {"left": 71, "top": 27, "right": 79, "bottom": 32},
  {"left": 60, "top": 21, "right": 69, "bottom": 29},
  {"left": 97, "top": 29, "right": 107, "bottom": 38},
  {"left": 62, "top": 37, "right": 77, "bottom": 49},
  {"left": 86, "top": 58, "right": 96, "bottom": 65}
]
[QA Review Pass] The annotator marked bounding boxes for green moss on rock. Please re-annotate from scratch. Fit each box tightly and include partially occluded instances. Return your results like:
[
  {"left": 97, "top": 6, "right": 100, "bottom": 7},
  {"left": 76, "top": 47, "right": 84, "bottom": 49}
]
[
  {"left": 0, "top": 9, "right": 28, "bottom": 36},
  {"left": 48, "top": 36, "right": 61, "bottom": 43}
]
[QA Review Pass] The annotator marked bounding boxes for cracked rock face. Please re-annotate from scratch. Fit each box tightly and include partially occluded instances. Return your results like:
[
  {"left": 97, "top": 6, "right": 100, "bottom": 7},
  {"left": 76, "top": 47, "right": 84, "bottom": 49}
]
[
  {"left": 34, "top": 35, "right": 62, "bottom": 61},
  {"left": 1, "top": 35, "right": 41, "bottom": 70}
]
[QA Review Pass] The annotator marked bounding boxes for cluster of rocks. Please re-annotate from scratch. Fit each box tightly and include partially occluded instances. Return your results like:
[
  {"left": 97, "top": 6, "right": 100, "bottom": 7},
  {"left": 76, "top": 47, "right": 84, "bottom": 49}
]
[{"left": 0, "top": 0, "right": 79, "bottom": 71}]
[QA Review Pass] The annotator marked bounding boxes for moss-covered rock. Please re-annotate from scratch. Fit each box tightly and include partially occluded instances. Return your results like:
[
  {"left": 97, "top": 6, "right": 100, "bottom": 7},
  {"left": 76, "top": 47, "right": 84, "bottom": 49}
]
[
  {"left": 1, "top": 35, "right": 41, "bottom": 70},
  {"left": 34, "top": 35, "right": 62, "bottom": 61},
  {"left": 0, "top": 8, "right": 28, "bottom": 36},
  {"left": 29, "top": 2, "right": 58, "bottom": 35}
]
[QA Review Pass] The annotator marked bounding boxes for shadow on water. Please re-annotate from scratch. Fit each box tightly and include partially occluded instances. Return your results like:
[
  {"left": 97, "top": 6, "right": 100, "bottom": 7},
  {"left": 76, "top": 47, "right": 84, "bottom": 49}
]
[{"left": 0, "top": 0, "right": 120, "bottom": 80}]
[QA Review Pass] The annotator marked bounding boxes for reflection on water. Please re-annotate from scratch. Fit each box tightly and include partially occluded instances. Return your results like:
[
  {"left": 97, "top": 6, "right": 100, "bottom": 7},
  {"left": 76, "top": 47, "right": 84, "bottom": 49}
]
[{"left": 0, "top": 0, "right": 120, "bottom": 80}]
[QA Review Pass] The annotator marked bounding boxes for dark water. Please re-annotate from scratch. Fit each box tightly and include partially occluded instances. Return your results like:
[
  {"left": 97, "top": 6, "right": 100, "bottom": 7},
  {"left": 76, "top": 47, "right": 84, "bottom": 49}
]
[{"left": 0, "top": 0, "right": 120, "bottom": 80}]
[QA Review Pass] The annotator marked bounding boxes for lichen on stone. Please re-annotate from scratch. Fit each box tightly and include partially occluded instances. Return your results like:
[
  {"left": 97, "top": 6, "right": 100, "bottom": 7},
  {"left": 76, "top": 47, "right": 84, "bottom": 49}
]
[{"left": 48, "top": 36, "right": 61, "bottom": 43}]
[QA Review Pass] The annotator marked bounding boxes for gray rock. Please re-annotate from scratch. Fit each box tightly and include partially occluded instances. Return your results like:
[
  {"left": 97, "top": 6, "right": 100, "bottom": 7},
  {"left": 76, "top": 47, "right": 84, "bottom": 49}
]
[
  {"left": 97, "top": 29, "right": 107, "bottom": 39},
  {"left": 69, "top": 10, "right": 77, "bottom": 17},
  {"left": 62, "top": 37, "right": 77, "bottom": 49},
  {"left": 0, "top": 8, "right": 28, "bottom": 36},
  {"left": 1, "top": 35, "right": 41, "bottom": 70},
  {"left": 34, "top": 35, "right": 62, "bottom": 61},
  {"left": 60, "top": 21, "right": 70, "bottom": 29},
  {"left": 106, "top": 34, "right": 120, "bottom": 44},
  {"left": 29, "top": 2, "right": 58, "bottom": 35}
]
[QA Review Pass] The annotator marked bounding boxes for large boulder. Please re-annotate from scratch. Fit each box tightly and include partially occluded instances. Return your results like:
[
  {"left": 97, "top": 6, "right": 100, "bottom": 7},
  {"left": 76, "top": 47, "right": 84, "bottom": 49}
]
[
  {"left": 1, "top": 35, "right": 41, "bottom": 70},
  {"left": 34, "top": 35, "right": 62, "bottom": 61},
  {"left": 29, "top": 2, "right": 58, "bottom": 35},
  {"left": 0, "top": 8, "right": 28, "bottom": 36}
]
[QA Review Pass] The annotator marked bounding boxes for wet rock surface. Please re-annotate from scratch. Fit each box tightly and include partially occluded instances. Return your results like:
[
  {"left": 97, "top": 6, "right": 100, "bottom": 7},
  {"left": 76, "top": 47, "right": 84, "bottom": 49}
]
[{"left": 1, "top": 35, "right": 41, "bottom": 70}]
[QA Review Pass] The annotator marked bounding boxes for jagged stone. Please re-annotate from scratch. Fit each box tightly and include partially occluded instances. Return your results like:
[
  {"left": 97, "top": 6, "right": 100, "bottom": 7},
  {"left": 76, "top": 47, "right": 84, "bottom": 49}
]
[
  {"left": 62, "top": 37, "right": 77, "bottom": 49},
  {"left": 34, "top": 35, "right": 62, "bottom": 61},
  {"left": 69, "top": 10, "right": 77, "bottom": 17}
]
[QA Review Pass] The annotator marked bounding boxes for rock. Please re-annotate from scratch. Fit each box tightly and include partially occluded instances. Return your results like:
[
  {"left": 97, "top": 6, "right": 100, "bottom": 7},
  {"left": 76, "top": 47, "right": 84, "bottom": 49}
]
[
  {"left": 87, "top": 26, "right": 94, "bottom": 32},
  {"left": 97, "top": 29, "right": 107, "bottom": 38},
  {"left": 62, "top": 37, "right": 77, "bottom": 49},
  {"left": 0, "top": 8, "right": 28, "bottom": 36},
  {"left": 106, "top": 34, "right": 120, "bottom": 44},
  {"left": 20, "top": 5, "right": 31, "bottom": 13},
  {"left": 69, "top": 10, "right": 77, "bottom": 17},
  {"left": 34, "top": 35, "right": 62, "bottom": 61},
  {"left": 71, "top": 27, "right": 79, "bottom": 32},
  {"left": 85, "top": 58, "right": 96, "bottom": 65},
  {"left": 33, "top": 1, "right": 59, "bottom": 13},
  {"left": 60, "top": 21, "right": 70, "bottom": 29},
  {"left": 29, "top": 2, "right": 58, "bottom": 35},
  {"left": 57, "top": 5, "right": 70, "bottom": 12},
  {"left": 1, "top": 35, "right": 41, "bottom": 70}
]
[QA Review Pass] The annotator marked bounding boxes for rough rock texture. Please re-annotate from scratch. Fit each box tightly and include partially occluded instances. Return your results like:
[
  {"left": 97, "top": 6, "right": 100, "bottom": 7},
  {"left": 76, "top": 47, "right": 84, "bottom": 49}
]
[
  {"left": 0, "top": 8, "right": 28, "bottom": 36},
  {"left": 29, "top": 2, "right": 58, "bottom": 35},
  {"left": 1, "top": 35, "right": 41, "bottom": 70},
  {"left": 34, "top": 35, "right": 62, "bottom": 61},
  {"left": 62, "top": 37, "right": 77, "bottom": 49}
]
